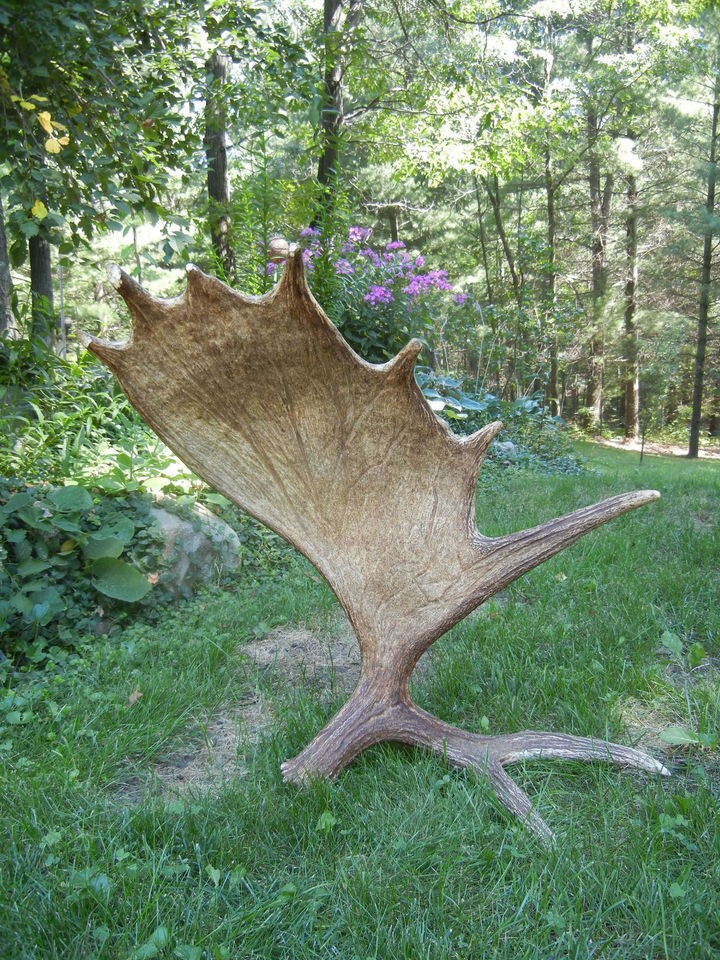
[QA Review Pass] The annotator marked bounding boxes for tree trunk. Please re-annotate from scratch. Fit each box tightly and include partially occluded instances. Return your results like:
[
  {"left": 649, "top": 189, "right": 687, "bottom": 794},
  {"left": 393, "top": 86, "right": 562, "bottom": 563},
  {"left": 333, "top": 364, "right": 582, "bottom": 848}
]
[
  {"left": 480, "top": 175, "right": 522, "bottom": 305},
  {"left": 387, "top": 205, "right": 398, "bottom": 243},
  {"left": 688, "top": 78, "right": 719, "bottom": 458},
  {"left": 623, "top": 171, "right": 640, "bottom": 441},
  {"left": 543, "top": 25, "right": 560, "bottom": 416},
  {"left": 544, "top": 140, "right": 559, "bottom": 415},
  {"left": 205, "top": 49, "right": 235, "bottom": 281},
  {"left": 0, "top": 196, "right": 16, "bottom": 338},
  {"left": 473, "top": 175, "right": 494, "bottom": 303},
  {"left": 586, "top": 106, "right": 613, "bottom": 427},
  {"left": 29, "top": 233, "right": 54, "bottom": 346},
  {"left": 316, "top": 0, "right": 362, "bottom": 218}
]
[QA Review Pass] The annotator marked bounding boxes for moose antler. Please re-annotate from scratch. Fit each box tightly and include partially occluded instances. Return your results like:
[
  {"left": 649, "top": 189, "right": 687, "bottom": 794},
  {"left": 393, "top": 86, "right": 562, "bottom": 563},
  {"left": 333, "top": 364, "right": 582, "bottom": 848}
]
[{"left": 86, "top": 250, "right": 667, "bottom": 842}]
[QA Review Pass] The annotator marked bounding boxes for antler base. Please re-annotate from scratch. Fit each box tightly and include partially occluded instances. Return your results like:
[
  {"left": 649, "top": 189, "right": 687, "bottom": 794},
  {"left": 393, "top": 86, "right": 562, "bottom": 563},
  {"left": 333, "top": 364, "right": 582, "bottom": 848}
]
[{"left": 280, "top": 675, "right": 669, "bottom": 844}]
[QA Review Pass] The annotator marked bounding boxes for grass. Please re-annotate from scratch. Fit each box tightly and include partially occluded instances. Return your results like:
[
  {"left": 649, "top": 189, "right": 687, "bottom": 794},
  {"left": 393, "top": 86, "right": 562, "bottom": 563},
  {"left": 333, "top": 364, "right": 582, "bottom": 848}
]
[{"left": 1, "top": 443, "right": 718, "bottom": 959}]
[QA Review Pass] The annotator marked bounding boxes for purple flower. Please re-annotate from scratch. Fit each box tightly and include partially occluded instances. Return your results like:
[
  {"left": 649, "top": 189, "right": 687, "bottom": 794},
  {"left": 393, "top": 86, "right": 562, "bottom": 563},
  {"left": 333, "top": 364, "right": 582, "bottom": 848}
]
[
  {"left": 385, "top": 240, "right": 406, "bottom": 251},
  {"left": 364, "top": 284, "right": 395, "bottom": 306},
  {"left": 266, "top": 262, "right": 279, "bottom": 275},
  {"left": 334, "top": 258, "right": 354, "bottom": 275},
  {"left": 359, "top": 247, "right": 382, "bottom": 269},
  {"left": 402, "top": 277, "right": 423, "bottom": 297},
  {"left": 428, "top": 269, "right": 451, "bottom": 289},
  {"left": 299, "top": 226, "right": 321, "bottom": 238},
  {"left": 348, "top": 225, "right": 372, "bottom": 244},
  {"left": 452, "top": 292, "right": 469, "bottom": 306},
  {"left": 402, "top": 269, "right": 453, "bottom": 298},
  {"left": 415, "top": 255, "right": 426, "bottom": 268}
]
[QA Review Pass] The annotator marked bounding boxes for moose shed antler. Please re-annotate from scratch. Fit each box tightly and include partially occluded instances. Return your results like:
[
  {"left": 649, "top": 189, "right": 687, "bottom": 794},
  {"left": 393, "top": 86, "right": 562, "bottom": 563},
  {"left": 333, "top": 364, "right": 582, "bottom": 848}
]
[{"left": 87, "top": 251, "right": 667, "bottom": 842}]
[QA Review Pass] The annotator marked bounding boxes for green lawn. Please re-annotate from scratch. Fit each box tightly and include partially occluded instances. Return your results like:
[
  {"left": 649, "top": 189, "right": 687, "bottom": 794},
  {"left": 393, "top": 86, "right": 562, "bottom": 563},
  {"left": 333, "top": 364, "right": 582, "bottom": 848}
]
[{"left": 2, "top": 444, "right": 719, "bottom": 959}]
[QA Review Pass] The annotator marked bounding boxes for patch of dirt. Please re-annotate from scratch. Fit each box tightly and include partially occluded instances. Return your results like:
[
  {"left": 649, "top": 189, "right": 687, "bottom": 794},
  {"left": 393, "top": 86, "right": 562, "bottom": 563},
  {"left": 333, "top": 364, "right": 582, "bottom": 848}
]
[
  {"left": 116, "top": 605, "right": 508, "bottom": 803},
  {"left": 151, "top": 695, "right": 275, "bottom": 795},
  {"left": 116, "top": 614, "right": 366, "bottom": 802},
  {"left": 243, "top": 615, "right": 362, "bottom": 694},
  {"left": 116, "top": 694, "right": 275, "bottom": 804},
  {"left": 616, "top": 696, "right": 679, "bottom": 754}
]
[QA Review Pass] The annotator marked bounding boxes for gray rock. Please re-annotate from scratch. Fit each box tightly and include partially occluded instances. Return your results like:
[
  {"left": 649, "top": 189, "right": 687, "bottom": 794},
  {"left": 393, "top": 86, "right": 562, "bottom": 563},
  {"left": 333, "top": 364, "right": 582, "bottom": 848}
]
[
  {"left": 148, "top": 502, "right": 241, "bottom": 597},
  {"left": 492, "top": 440, "right": 517, "bottom": 458}
]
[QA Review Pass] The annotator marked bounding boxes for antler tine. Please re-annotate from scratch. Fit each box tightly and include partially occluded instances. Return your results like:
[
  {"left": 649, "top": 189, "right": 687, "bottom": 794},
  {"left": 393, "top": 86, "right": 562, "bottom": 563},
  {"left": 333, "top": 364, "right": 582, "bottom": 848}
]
[
  {"left": 382, "top": 339, "right": 424, "bottom": 382},
  {"left": 484, "top": 489, "right": 661, "bottom": 596},
  {"left": 463, "top": 420, "right": 504, "bottom": 467},
  {"left": 278, "top": 247, "right": 310, "bottom": 299},
  {"left": 107, "top": 263, "right": 167, "bottom": 329}
]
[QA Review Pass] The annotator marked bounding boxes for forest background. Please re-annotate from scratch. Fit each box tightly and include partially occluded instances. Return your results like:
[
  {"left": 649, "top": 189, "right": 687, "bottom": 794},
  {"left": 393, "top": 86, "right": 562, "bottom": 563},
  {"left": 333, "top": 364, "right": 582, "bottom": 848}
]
[{"left": 1, "top": 0, "right": 719, "bottom": 458}]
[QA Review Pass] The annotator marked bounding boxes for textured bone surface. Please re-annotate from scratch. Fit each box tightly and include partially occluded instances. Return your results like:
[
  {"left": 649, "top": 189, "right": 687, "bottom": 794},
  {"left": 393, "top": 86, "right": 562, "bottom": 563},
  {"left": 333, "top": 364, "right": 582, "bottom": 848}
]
[{"left": 87, "top": 251, "right": 666, "bottom": 841}]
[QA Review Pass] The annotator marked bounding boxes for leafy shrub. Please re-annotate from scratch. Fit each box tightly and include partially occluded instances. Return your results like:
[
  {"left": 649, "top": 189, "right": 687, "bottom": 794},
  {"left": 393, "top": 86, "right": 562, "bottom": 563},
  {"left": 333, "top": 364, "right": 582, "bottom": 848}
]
[
  {"left": 415, "top": 369, "right": 583, "bottom": 474},
  {"left": 0, "top": 481, "right": 166, "bottom": 664},
  {"left": 0, "top": 334, "right": 141, "bottom": 484},
  {"left": 270, "top": 225, "right": 478, "bottom": 364}
]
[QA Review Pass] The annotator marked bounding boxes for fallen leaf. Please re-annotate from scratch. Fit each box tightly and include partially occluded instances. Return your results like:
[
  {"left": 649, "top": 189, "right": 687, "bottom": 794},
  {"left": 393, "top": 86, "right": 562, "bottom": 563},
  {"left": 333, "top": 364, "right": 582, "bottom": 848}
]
[{"left": 127, "top": 688, "right": 143, "bottom": 707}]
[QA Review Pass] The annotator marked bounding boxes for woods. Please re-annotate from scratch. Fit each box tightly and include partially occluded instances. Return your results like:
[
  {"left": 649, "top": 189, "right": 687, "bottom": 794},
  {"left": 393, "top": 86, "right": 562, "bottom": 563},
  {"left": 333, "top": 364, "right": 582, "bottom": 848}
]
[{"left": 1, "top": 0, "right": 718, "bottom": 452}]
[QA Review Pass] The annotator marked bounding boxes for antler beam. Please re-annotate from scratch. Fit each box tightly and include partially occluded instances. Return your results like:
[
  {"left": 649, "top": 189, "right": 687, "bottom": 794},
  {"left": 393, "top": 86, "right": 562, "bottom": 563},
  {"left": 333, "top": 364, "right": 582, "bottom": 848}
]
[{"left": 86, "top": 251, "right": 667, "bottom": 842}]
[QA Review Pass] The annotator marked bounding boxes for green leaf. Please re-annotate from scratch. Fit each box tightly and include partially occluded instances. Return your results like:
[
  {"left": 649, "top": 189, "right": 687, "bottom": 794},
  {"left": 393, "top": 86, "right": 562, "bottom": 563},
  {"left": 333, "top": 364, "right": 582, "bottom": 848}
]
[
  {"left": 52, "top": 518, "right": 84, "bottom": 534},
  {"left": 130, "top": 927, "right": 170, "bottom": 960},
  {"left": 203, "top": 493, "right": 231, "bottom": 508},
  {"left": 130, "top": 944, "right": 159, "bottom": 960},
  {"left": 48, "top": 485, "right": 93, "bottom": 513},
  {"left": 660, "top": 726, "right": 700, "bottom": 746},
  {"left": 19, "top": 220, "right": 40, "bottom": 238},
  {"left": 659, "top": 631, "right": 683, "bottom": 658},
  {"left": 150, "top": 928, "right": 170, "bottom": 949},
  {"left": 315, "top": 810, "right": 338, "bottom": 834},
  {"left": 92, "top": 558, "right": 152, "bottom": 602},
  {"left": 40, "top": 830, "right": 63, "bottom": 849},
  {"left": 101, "top": 516, "right": 135, "bottom": 543},
  {"left": 276, "top": 882, "right": 297, "bottom": 900},
  {"left": 82, "top": 535, "right": 125, "bottom": 560},
  {"left": 6, "top": 710, "right": 34, "bottom": 725},
  {"left": 174, "top": 947, "right": 202, "bottom": 960},
  {"left": 4, "top": 492, "right": 33, "bottom": 514},
  {"left": 687, "top": 642, "right": 706, "bottom": 669},
  {"left": 5, "top": 529, "right": 27, "bottom": 543},
  {"left": 16, "top": 558, "right": 52, "bottom": 576}
]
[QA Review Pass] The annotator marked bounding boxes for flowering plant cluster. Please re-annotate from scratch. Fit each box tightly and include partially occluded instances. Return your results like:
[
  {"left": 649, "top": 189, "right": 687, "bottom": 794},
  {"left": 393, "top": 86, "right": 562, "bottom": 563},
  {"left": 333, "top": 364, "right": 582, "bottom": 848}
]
[{"left": 269, "top": 226, "right": 478, "bottom": 365}]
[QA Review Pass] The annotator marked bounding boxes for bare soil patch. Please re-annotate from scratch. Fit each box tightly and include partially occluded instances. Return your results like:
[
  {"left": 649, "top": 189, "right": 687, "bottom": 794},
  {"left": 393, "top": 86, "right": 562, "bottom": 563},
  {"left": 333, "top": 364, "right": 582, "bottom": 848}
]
[
  {"left": 118, "top": 614, "right": 365, "bottom": 801},
  {"left": 243, "top": 615, "right": 361, "bottom": 694}
]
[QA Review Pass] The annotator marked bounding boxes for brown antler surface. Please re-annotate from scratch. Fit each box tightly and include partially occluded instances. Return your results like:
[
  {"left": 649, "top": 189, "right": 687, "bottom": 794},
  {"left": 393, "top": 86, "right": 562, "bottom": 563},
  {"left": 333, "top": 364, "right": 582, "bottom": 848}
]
[{"left": 86, "top": 251, "right": 667, "bottom": 842}]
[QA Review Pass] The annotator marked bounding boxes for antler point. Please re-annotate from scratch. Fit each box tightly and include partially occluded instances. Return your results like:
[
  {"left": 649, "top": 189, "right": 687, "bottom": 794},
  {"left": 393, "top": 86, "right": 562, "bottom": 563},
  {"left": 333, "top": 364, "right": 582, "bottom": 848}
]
[{"left": 106, "top": 263, "right": 122, "bottom": 289}]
